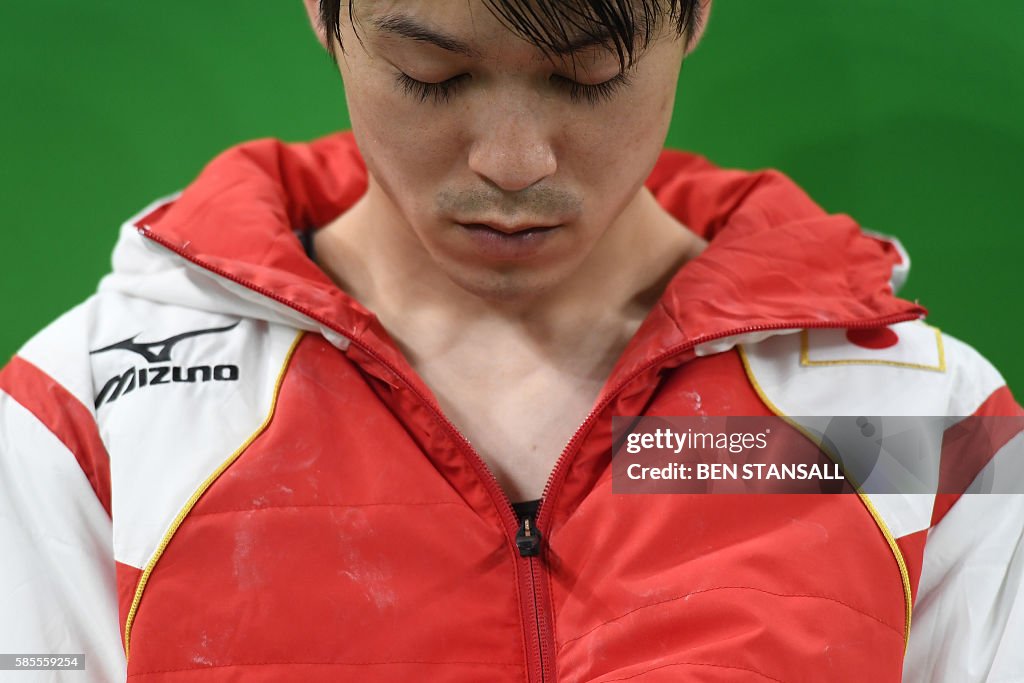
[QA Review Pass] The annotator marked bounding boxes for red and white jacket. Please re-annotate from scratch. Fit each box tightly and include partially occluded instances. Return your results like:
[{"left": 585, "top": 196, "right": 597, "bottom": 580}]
[{"left": 1, "top": 133, "right": 1021, "bottom": 682}]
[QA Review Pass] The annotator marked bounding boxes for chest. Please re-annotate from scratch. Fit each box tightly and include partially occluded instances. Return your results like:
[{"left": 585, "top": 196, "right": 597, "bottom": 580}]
[{"left": 414, "top": 358, "right": 610, "bottom": 503}]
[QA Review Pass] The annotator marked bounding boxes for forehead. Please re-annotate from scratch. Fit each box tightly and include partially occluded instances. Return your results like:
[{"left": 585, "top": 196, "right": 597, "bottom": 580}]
[{"left": 351, "top": 0, "right": 669, "bottom": 64}]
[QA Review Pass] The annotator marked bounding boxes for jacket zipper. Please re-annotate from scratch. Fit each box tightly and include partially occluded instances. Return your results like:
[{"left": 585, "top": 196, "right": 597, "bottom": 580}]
[
  {"left": 140, "top": 227, "right": 923, "bottom": 682},
  {"left": 514, "top": 513, "right": 546, "bottom": 681}
]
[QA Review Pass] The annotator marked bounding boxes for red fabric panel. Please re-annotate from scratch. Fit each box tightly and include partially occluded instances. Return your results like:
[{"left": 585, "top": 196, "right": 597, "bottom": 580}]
[
  {"left": 551, "top": 490, "right": 907, "bottom": 681},
  {"left": 124, "top": 337, "right": 527, "bottom": 680},
  {"left": 0, "top": 356, "right": 112, "bottom": 516},
  {"left": 932, "top": 385, "right": 1024, "bottom": 526},
  {"left": 645, "top": 153, "right": 823, "bottom": 240},
  {"left": 549, "top": 351, "right": 907, "bottom": 683},
  {"left": 132, "top": 201, "right": 173, "bottom": 230}
]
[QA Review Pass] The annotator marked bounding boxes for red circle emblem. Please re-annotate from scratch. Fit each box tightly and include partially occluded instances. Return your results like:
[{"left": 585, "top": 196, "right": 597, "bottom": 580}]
[{"left": 846, "top": 327, "right": 899, "bottom": 349}]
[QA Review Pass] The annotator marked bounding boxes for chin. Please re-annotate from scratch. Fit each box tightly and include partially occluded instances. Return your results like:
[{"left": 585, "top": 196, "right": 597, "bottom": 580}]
[{"left": 444, "top": 266, "right": 561, "bottom": 304}]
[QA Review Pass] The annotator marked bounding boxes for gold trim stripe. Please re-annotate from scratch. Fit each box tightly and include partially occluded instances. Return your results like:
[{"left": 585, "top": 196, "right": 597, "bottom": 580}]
[
  {"left": 123, "top": 331, "right": 305, "bottom": 660},
  {"left": 799, "top": 325, "right": 946, "bottom": 372},
  {"left": 736, "top": 344, "right": 913, "bottom": 650}
]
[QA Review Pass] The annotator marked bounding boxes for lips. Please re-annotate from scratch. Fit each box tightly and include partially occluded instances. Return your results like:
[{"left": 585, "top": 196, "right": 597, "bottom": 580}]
[
  {"left": 460, "top": 222, "right": 561, "bottom": 235},
  {"left": 455, "top": 222, "right": 563, "bottom": 261}
]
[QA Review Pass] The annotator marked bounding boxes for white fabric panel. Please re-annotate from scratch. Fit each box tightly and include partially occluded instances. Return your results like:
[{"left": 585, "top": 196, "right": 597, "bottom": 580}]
[
  {"left": 89, "top": 306, "right": 300, "bottom": 569},
  {"left": 740, "top": 323, "right": 1011, "bottom": 539},
  {"left": 739, "top": 322, "right": 961, "bottom": 537},
  {"left": 320, "top": 326, "right": 352, "bottom": 352},
  {"left": 17, "top": 196, "right": 187, "bottom": 415},
  {"left": 790, "top": 415, "right": 942, "bottom": 538},
  {"left": 98, "top": 226, "right": 329, "bottom": 335},
  {"left": 967, "top": 431, "right": 1024, "bottom": 494},
  {"left": 860, "top": 493, "right": 936, "bottom": 540},
  {"left": 17, "top": 302, "right": 99, "bottom": 419},
  {"left": 941, "top": 332, "right": 1009, "bottom": 418},
  {"left": 903, "top": 487, "right": 1024, "bottom": 681},
  {"left": 740, "top": 320, "right": 952, "bottom": 417},
  {"left": 693, "top": 328, "right": 800, "bottom": 357},
  {"left": 0, "top": 392, "right": 126, "bottom": 682}
]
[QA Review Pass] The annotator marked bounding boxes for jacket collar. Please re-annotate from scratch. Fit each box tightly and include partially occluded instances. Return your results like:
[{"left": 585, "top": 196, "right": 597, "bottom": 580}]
[{"left": 135, "top": 132, "right": 925, "bottom": 374}]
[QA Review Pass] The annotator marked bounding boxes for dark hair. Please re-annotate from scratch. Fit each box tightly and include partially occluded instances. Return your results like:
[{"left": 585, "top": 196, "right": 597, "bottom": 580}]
[{"left": 318, "top": 0, "right": 704, "bottom": 69}]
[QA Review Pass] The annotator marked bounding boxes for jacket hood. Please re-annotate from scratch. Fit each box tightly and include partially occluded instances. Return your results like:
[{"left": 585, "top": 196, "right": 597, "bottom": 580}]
[{"left": 99, "top": 132, "right": 925, "bottom": 370}]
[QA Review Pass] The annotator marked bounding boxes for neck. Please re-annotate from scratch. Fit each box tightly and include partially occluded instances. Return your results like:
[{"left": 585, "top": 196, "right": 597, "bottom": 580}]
[{"left": 314, "top": 181, "right": 705, "bottom": 358}]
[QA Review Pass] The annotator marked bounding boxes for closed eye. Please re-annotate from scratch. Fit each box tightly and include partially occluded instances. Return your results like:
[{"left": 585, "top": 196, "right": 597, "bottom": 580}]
[
  {"left": 393, "top": 70, "right": 633, "bottom": 105},
  {"left": 394, "top": 72, "right": 469, "bottom": 104},
  {"left": 551, "top": 72, "right": 633, "bottom": 105}
]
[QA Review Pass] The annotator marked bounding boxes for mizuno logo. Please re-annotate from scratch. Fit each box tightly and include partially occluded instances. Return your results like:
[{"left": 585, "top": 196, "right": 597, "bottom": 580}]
[
  {"left": 93, "top": 364, "right": 240, "bottom": 408},
  {"left": 91, "top": 320, "right": 242, "bottom": 408},
  {"left": 90, "top": 321, "right": 241, "bottom": 363}
]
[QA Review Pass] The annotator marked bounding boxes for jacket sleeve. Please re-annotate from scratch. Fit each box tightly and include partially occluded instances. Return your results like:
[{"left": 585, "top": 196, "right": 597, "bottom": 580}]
[
  {"left": 0, "top": 321, "right": 126, "bottom": 681},
  {"left": 902, "top": 343, "right": 1024, "bottom": 682}
]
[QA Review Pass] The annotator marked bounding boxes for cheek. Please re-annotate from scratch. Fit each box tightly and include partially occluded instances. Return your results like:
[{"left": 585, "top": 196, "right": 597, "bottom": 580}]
[
  {"left": 623, "top": 67, "right": 679, "bottom": 148},
  {"left": 570, "top": 91, "right": 673, "bottom": 195},
  {"left": 345, "top": 74, "right": 463, "bottom": 206}
]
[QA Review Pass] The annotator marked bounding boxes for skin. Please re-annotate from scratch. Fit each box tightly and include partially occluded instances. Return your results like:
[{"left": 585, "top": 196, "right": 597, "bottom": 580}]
[{"left": 303, "top": 0, "right": 710, "bottom": 500}]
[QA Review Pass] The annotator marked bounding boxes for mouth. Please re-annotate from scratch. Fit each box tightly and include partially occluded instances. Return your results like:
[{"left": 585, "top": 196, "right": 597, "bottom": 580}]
[
  {"left": 455, "top": 222, "right": 564, "bottom": 260},
  {"left": 459, "top": 222, "right": 562, "bottom": 236}
]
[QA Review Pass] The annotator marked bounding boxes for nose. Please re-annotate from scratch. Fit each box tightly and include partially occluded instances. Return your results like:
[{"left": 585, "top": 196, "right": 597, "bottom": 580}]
[{"left": 467, "top": 106, "right": 558, "bottom": 192}]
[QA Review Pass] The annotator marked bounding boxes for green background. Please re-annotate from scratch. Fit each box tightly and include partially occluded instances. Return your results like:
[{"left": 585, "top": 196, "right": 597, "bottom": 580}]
[{"left": 1, "top": 2, "right": 1021, "bottom": 392}]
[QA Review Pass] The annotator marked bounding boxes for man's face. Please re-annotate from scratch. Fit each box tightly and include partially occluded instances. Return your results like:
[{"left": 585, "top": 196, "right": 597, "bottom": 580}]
[{"left": 320, "top": 1, "right": 687, "bottom": 301}]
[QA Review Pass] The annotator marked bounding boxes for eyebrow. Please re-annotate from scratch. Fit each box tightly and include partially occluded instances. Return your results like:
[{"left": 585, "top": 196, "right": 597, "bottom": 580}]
[
  {"left": 371, "top": 14, "right": 482, "bottom": 58},
  {"left": 371, "top": 13, "right": 617, "bottom": 59}
]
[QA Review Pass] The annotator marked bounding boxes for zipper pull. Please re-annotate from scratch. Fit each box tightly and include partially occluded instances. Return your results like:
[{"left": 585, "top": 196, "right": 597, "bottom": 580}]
[{"left": 516, "top": 515, "right": 542, "bottom": 557}]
